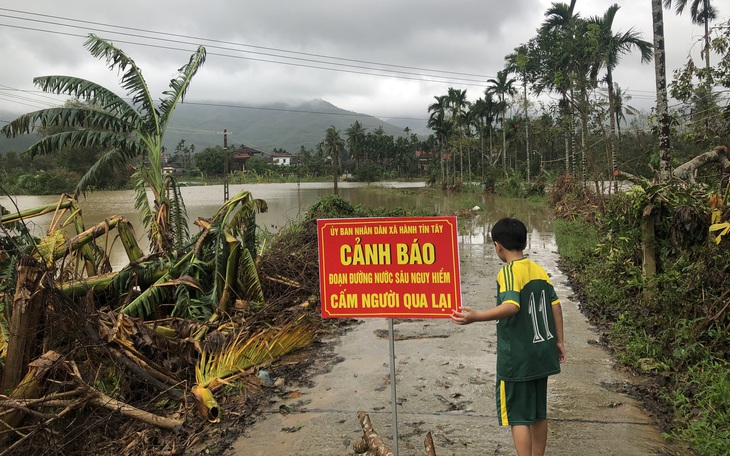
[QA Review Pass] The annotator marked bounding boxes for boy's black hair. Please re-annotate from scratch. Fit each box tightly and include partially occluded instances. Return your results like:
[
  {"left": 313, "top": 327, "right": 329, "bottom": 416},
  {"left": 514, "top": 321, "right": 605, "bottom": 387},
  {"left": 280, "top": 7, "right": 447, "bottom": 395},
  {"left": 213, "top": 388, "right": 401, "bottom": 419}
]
[{"left": 491, "top": 217, "right": 527, "bottom": 251}]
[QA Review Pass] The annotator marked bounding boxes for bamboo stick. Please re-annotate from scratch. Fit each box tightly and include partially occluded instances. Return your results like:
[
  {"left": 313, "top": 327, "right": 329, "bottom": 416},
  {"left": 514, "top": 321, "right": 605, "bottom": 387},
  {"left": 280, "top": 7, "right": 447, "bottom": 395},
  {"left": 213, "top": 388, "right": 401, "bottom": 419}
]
[{"left": 0, "top": 201, "right": 75, "bottom": 225}]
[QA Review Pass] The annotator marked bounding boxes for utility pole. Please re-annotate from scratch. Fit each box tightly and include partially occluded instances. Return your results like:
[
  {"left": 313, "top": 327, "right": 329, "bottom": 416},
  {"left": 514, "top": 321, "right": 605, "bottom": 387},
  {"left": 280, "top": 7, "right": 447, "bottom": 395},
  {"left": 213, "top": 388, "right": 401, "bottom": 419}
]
[{"left": 218, "top": 129, "right": 231, "bottom": 202}]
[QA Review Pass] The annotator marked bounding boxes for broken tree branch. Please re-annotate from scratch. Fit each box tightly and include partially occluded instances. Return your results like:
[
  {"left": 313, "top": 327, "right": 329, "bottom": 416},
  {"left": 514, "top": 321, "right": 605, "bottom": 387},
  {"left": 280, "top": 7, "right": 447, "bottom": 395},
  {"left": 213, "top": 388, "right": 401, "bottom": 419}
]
[
  {"left": 349, "top": 411, "right": 394, "bottom": 456},
  {"left": 424, "top": 431, "right": 437, "bottom": 456},
  {"left": 0, "top": 351, "right": 63, "bottom": 449},
  {"left": 673, "top": 146, "right": 730, "bottom": 181},
  {"left": 65, "top": 362, "right": 184, "bottom": 432}
]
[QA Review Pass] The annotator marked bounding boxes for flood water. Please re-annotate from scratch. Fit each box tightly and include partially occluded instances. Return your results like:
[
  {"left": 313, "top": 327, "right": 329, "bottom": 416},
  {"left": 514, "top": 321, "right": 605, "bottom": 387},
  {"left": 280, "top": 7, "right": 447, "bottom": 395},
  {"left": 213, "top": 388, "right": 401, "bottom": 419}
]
[{"left": 1, "top": 181, "right": 555, "bottom": 269}]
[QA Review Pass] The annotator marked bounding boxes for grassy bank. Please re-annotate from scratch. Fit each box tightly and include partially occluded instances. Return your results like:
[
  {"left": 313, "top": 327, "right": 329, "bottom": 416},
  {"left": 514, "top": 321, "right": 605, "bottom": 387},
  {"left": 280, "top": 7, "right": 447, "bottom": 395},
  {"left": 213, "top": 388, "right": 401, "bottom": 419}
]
[{"left": 553, "top": 184, "right": 730, "bottom": 456}]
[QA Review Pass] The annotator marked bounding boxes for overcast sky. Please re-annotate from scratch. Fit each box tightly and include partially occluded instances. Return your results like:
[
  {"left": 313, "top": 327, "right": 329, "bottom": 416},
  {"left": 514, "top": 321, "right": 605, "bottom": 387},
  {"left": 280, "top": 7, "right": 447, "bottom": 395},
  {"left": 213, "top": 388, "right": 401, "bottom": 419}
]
[{"left": 0, "top": 0, "right": 722, "bottom": 125}]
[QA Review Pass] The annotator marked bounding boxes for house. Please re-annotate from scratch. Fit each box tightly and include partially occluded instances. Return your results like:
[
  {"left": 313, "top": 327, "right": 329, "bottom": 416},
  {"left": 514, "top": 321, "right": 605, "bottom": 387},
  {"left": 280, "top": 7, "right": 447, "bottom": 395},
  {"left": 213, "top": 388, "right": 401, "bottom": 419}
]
[
  {"left": 272, "top": 152, "right": 293, "bottom": 166},
  {"left": 230, "top": 145, "right": 265, "bottom": 172},
  {"left": 162, "top": 165, "right": 183, "bottom": 175}
]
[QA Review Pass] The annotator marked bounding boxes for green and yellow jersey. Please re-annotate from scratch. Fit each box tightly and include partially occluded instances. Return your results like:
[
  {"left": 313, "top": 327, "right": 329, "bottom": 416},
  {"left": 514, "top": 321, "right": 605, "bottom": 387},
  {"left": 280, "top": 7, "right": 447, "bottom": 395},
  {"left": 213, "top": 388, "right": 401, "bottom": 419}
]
[{"left": 495, "top": 257, "right": 560, "bottom": 381}]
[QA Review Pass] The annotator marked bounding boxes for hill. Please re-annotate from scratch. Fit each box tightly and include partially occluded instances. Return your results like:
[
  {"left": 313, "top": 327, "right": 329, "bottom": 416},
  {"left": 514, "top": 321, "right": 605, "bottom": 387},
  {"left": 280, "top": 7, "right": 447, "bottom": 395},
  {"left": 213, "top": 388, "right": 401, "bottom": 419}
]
[
  {"left": 1, "top": 101, "right": 430, "bottom": 157},
  {"left": 0, "top": 110, "right": 38, "bottom": 154},
  {"left": 163, "top": 99, "right": 422, "bottom": 154}
]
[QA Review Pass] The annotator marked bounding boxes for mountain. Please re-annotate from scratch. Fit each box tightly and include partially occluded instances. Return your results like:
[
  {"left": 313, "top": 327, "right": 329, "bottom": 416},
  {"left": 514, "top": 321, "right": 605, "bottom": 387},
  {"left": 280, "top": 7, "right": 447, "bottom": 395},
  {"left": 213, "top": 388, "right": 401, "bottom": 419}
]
[
  {"left": 0, "top": 110, "right": 38, "bottom": 154},
  {"left": 0, "top": 100, "right": 428, "bottom": 156},
  {"left": 380, "top": 116, "right": 431, "bottom": 137},
  {"left": 163, "top": 99, "right": 420, "bottom": 154}
]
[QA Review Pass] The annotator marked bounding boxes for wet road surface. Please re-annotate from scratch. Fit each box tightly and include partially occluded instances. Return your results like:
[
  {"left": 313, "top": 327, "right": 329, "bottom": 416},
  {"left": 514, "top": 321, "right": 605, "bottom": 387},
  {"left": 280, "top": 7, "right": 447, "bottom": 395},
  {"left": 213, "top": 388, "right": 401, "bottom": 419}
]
[{"left": 230, "top": 224, "right": 671, "bottom": 456}]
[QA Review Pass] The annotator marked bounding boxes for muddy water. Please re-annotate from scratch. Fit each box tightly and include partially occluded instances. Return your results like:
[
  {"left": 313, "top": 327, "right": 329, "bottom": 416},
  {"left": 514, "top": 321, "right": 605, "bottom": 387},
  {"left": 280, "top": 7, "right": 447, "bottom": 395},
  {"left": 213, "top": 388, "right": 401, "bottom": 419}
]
[
  {"left": 0, "top": 182, "right": 425, "bottom": 270},
  {"left": 229, "top": 192, "right": 671, "bottom": 456}
]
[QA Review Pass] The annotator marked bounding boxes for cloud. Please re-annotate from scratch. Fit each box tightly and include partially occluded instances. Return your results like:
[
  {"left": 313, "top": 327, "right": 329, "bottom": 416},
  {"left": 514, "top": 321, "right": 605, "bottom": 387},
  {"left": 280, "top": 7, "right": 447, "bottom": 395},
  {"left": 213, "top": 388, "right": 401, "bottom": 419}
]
[{"left": 0, "top": 0, "right": 720, "bottom": 123}]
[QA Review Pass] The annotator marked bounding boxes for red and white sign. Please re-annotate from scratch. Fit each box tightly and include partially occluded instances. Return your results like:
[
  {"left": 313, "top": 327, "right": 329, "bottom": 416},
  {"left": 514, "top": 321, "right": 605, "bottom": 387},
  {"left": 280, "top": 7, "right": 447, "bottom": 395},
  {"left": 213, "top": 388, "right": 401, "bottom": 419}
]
[{"left": 317, "top": 216, "right": 461, "bottom": 319}]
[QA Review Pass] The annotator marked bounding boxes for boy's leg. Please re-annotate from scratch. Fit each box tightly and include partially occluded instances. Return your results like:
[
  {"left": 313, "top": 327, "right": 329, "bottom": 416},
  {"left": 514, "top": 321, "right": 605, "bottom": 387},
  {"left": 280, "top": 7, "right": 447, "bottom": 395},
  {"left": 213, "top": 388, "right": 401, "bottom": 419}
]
[
  {"left": 530, "top": 376, "right": 549, "bottom": 455},
  {"left": 510, "top": 425, "right": 533, "bottom": 456},
  {"left": 530, "top": 419, "right": 548, "bottom": 456}
]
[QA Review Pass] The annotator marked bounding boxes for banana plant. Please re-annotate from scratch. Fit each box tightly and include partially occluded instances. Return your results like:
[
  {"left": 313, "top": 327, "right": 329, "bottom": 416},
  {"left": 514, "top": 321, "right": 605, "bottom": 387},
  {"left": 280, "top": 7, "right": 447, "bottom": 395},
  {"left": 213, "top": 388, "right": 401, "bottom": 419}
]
[
  {"left": 119, "top": 190, "right": 267, "bottom": 321},
  {"left": 1, "top": 35, "right": 206, "bottom": 254}
]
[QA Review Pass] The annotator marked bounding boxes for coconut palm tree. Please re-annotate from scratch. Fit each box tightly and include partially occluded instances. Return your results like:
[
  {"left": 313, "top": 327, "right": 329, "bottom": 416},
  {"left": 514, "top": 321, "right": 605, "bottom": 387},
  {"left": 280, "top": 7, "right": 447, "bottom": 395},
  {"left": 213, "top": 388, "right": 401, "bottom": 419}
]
[
  {"left": 591, "top": 4, "right": 653, "bottom": 185},
  {"left": 486, "top": 71, "right": 517, "bottom": 170},
  {"left": 1, "top": 34, "right": 206, "bottom": 254},
  {"left": 611, "top": 83, "right": 640, "bottom": 148},
  {"left": 323, "top": 126, "right": 344, "bottom": 195},
  {"left": 664, "top": 0, "right": 718, "bottom": 82},
  {"left": 428, "top": 95, "right": 450, "bottom": 182},
  {"left": 469, "top": 97, "right": 488, "bottom": 179},
  {"left": 505, "top": 42, "right": 539, "bottom": 181},
  {"left": 345, "top": 121, "right": 367, "bottom": 170},
  {"left": 652, "top": 0, "right": 672, "bottom": 181},
  {"left": 539, "top": 0, "right": 582, "bottom": 175},
  {"left": 447, "top": 88, "right": 468, "bottom": 181}
]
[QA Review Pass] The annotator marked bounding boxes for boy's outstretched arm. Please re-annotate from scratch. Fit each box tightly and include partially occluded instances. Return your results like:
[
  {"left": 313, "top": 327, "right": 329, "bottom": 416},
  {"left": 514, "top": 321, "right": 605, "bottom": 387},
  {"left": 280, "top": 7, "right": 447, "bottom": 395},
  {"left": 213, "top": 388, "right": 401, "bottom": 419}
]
[
  {"left": 553, "top": 303, "right": 566, "bottom": 363},
  {"left": 450, "top": 302, "right": 519, "bottom": 325}
]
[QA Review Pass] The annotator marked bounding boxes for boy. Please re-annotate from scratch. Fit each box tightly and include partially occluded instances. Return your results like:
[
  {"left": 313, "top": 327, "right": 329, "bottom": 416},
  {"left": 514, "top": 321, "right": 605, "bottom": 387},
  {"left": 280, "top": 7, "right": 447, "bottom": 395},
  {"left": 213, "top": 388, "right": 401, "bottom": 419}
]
[{"left": 451, "top": 217, "right": 565, "bottom": 456}]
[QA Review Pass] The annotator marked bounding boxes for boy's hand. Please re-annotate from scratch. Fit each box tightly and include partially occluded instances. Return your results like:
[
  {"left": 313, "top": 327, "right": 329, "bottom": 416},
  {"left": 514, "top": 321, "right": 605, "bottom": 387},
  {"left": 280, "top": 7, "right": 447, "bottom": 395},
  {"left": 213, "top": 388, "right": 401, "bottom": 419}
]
[
  {"left": 450, "top": 306, "right": 475, "bottom": 325},
  {"left": 557, "top": 342, "right": 566, "bottom": 363}
]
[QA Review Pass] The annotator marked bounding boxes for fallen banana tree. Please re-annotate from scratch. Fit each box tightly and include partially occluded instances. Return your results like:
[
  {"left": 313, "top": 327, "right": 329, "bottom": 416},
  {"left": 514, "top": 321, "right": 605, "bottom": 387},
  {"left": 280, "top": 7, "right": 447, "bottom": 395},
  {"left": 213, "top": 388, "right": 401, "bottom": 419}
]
[{"left": 0, "top": 189, "right": 330, "bottom": 454}]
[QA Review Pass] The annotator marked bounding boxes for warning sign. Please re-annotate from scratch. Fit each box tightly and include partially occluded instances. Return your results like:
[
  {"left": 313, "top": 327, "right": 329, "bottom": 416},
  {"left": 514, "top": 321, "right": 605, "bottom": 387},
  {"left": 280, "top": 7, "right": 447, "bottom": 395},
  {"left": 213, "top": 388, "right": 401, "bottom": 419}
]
[{"left": 317, "top": 216, "right": 461, "bottom": 318}]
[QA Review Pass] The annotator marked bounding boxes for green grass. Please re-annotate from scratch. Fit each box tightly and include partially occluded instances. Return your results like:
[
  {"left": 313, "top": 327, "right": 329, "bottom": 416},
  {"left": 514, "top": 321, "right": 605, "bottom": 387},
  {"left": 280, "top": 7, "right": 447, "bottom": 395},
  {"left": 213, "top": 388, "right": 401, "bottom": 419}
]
[{"left": 553, "top": 219, "right": 600, "bottom": 269}]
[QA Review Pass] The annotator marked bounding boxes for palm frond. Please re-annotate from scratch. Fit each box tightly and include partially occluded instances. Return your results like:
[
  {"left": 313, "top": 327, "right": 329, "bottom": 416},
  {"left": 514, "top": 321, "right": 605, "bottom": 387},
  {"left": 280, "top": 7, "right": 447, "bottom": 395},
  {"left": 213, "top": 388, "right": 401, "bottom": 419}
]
[
  {"left": 132, "top": 168, "right": 154, "bottom": 233},
  {"left": 83, "top": 34, "right": 160, "bottom": 133},
  {"left": 237, "top": 245, "right": 263, "bottom": 306},
  {"left": 1, "top": 106, "right": 138, "bottom": 139},
  {"left": 211, "top": 224, "right": 228, "bottom": 306},
  {"left": 119, "top": 271, "right": 171, "bottom": 317},
  {"left": 195, "top": 318, "right": 316, "bottom": 388},
  {"left": 25, "top": 130, "right": 144, "bottom": 159},
  {"left": 32, "top": 76, "right": 138, "bottom": 120},
  {"left": 158, "top": 45, "right": 207, "bottom": 135},
  {"left": 164, "top": 174, "right": 190, "bottom": 249},
  {"left": 76, "top": 147, "right": 132, "bottom": 193},
  {"left": 119, "top": 251, "right": 194, "bottom": 318},
  {"left": 215, "top": 190, "right": 267, "bottom": 257}
]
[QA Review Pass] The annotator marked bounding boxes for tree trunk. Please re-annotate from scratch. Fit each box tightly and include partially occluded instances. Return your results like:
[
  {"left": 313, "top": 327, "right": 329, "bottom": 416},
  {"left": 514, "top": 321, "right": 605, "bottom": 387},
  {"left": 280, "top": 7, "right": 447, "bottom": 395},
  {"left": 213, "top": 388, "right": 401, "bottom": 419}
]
[
  {"left": 524, "top": 82, "right": 530, "bottom": 183},
  {"left": 642, "top": 205, "right": 657, "bottom": 277},
  {"left": 0, "top": 351, "right": 62, "bottom": 449},
  {"left": 704, "top": 11, "right": 711, "bottom": 83},
  {"left": 333, "top": 154, "right": 339, "bottom": 196},
  {"left": 673, "top": 146, "right": 730, "bottom": 180},
  {"left": 502, "top": 112, "right": 507, "bottom": 170},
  {"left": 607, "top": 72, "right": 618, "bottom": 193},
  {"left": 652, "top": 0, "right": 672, "bottom": 181},
  {"left": 564, "top": 124, "right": 571, "bottom": 174},
  {"left": 1, "top": 256, "right": 46, "bottom": 393}
]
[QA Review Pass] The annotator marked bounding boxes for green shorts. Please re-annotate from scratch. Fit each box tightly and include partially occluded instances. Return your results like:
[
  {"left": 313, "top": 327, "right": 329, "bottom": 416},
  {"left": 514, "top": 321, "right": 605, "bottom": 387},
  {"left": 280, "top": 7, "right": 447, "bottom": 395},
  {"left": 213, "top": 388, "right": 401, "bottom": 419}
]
[{"left": 496, "top": 377, "right": 548, "bottom": 426}]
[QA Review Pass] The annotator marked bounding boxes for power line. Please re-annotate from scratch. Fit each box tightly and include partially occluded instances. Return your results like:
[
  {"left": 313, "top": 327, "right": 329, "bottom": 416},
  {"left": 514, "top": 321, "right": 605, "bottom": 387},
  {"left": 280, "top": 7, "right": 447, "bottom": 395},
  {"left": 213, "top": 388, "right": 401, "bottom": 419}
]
[
  {"left": 0, "top": 7, "right": 492, "bottom": 80},
  {"left": 0, "top": 7, "right": 669, "bottom": 100},
  {"left": 0, "top": 10, "right": 490, "bottom": 85},
  {"left": 0, "top": 22, "right": 493, "bottom": 89}
]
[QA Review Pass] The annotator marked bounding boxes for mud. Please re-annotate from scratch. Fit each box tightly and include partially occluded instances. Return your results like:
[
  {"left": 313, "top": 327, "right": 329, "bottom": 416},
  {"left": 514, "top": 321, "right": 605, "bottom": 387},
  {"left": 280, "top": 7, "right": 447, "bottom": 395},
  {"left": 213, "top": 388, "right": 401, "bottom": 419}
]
[{"left": 227, "top": 230, "right": 679, "bottom": 455}]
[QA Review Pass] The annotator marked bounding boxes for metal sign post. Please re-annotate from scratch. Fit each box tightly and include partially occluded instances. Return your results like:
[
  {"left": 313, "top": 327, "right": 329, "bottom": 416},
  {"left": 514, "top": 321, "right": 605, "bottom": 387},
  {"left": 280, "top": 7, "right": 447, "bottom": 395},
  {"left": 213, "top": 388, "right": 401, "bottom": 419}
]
[
  {"left": 316, "top": 216, "right": 461, "bottom": 454},
  {"left": 388, "top": 318, "right": 399, "bottom": 456}
]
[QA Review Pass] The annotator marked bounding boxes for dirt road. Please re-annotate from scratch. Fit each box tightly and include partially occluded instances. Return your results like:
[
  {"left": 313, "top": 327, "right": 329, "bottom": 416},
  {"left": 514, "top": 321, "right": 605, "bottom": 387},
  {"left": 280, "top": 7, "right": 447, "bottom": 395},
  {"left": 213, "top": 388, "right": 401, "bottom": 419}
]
[{"left": 229, "top": 236, "right": 671, "bottom": 455}]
